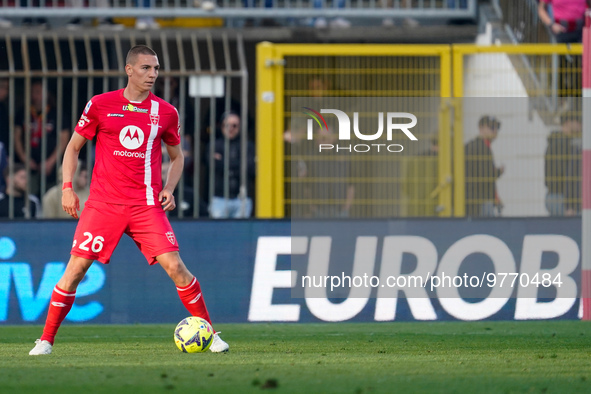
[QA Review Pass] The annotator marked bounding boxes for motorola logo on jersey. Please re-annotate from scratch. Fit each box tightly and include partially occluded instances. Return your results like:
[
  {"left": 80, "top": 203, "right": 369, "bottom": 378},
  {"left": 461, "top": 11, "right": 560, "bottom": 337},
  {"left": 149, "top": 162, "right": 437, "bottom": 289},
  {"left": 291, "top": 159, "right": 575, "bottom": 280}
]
[
  {"left": 113, "top": 150, "right": 145, "bottom": 158},
  {"left": 119, "top": 126, "right": 145, "bottom": 150}
]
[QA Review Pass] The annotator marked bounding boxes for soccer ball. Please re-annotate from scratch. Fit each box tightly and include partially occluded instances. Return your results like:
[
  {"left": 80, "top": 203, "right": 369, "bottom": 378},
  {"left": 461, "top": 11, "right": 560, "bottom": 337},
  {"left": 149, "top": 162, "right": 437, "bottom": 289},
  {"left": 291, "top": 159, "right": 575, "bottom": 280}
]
[{"left": 174, "top": 316, "right": 214, "bottom": 353}]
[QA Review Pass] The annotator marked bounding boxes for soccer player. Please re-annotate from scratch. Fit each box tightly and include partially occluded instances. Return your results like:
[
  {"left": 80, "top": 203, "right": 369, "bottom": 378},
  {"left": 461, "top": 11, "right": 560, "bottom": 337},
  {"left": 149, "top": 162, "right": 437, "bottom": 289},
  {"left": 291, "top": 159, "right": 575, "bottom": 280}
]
[{"left": 29, "top": 45, "right": 229, "bottom": 355}]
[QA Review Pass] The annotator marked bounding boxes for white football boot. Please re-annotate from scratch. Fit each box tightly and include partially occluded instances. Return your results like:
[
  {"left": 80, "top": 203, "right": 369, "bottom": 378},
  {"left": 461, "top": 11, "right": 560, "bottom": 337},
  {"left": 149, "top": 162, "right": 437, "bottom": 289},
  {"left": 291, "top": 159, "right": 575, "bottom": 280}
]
[
  {"left": 29, "top": 339, "right": 52, "bottom": 355},
  {"left": 209, "top": 332, "right": 229, "bottom": 353}
]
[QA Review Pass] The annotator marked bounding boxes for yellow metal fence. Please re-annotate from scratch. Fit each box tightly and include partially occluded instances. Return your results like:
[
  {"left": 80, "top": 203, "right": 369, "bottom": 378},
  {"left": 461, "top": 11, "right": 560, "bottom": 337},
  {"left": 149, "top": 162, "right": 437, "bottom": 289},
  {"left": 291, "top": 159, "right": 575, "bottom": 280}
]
[
  {"left": 452, "top": 44, "right": 582, "bottom": 218},
  {"left": 256, "top": 43, "right": 583, "bottom": 218},
  {"left": 256, "top": 43, "right": 452, "bottom": 218}
]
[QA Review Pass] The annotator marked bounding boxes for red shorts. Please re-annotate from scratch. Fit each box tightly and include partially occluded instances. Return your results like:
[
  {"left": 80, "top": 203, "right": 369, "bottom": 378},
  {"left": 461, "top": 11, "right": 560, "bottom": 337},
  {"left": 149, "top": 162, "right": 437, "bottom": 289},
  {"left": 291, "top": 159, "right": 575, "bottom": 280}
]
[{"left": 71, "top": 200, "right": 179, "bottom": 265}]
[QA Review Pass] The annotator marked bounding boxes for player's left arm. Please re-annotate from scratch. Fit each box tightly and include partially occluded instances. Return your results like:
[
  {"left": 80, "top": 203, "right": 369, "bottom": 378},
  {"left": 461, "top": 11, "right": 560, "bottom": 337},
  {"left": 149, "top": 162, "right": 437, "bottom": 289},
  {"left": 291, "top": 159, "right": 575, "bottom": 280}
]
[{"left": 160, "top": 143, "right": 184, "bottom": 211}]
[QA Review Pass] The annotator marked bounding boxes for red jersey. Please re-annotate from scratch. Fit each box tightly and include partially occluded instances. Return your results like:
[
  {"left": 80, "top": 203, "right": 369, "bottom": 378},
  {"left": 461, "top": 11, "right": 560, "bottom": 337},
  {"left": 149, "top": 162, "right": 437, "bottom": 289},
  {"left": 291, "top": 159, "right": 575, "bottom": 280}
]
[{"left": 75, "top": 89, "right": 181, "bottom": 206}]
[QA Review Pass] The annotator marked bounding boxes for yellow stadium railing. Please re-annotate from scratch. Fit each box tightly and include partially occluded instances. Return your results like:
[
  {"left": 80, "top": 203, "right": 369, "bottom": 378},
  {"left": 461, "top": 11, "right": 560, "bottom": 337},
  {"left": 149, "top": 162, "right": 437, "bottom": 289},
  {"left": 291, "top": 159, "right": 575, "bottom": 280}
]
[
  {"left": 256, "top": 43, "right": 452, "bottom": 218},
  {"left": 452, "top": 44, "right": 582, "bottom": 217},
  {"left": 257, "top": 43, "right": 583, "bottom": 219}
]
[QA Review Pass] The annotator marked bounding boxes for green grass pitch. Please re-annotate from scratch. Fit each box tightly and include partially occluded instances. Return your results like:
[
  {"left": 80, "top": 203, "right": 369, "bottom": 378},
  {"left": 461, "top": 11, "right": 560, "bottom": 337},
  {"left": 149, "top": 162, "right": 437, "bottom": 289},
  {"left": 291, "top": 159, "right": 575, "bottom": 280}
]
[{"left": 1, "top": 321, "right": 590, "bottom": 393}]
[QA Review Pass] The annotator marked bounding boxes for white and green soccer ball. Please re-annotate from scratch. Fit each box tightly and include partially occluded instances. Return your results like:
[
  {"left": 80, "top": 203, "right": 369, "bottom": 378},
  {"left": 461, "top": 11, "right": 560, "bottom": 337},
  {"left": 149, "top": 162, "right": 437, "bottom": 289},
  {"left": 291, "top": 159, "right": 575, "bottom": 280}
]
[{"left": 174, "top": 316, "right": 214, "bottom": 353}]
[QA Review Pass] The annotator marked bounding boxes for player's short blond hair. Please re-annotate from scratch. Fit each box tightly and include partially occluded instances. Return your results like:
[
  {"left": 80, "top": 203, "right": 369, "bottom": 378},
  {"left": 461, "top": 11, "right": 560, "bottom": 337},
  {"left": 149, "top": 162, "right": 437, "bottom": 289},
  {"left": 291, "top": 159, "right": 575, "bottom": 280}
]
[{"left": 126, "top": 45, "right": 158, "bottom": 66}]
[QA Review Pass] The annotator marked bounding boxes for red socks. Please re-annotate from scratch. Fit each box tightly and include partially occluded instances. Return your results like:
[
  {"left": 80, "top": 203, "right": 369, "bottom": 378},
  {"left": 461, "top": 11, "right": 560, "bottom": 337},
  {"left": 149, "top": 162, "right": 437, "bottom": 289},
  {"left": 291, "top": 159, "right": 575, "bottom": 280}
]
[
  {"left": 176, "top": 277, "right": 213, "bottom": 330},
  {"left": 40, "top": 286, "right": 76, "bottom": 345},
  {"left": 39, "top": 279, "right": 212, "bottom": 346}
]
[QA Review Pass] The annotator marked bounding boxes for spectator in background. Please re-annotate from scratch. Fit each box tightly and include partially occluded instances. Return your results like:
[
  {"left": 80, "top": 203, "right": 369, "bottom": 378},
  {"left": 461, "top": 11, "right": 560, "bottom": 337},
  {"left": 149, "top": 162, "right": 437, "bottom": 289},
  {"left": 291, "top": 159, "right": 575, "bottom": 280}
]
[
  {"left": 155, "top": 77, "right": 195, "bottom": 186},
  {"left": 283, "top": 76, "right": 357, "bottom": 218},
  {"left": 42, "top": 163, "right": 89, "bottom": 219},
  {"left": 539, "top": 1, "right": 589, "bottom": 101},
  {"left": 0, "top": 78, "right": 9, "bottom": 147},
  {"left": 155, "top": 76, "right": 181, "bottom": 109},
  {"left": 465, "top": 115, "right": 504, "bottom": 217},
  {"left": 0, "top": 163, "right": 42, "bottom": 218},
  {"left": 0, "top": 79, "right": 8, "bottom": 193},
  {"left": 0, "top": 142, "right": 7, "bottom": 194},
  {"left": 538, "top": 0, "right": 589, "bottom": 43},
  {"left": 303, "top": 126, "right": 355, "bottom": 218},
  {"left": 283, "top": 76, "right": 332, "bottom": 217},
  {"left": 206, "top": 112, "right": 255, "bottom": 218},
  {"left": 284, "top": 76, "right": 331, "bottom": 145},
  {"left": 14, "top": 80, "right": 70, "bottom": 196},
  {"left": 544, "top": 112, "right": 582, "bottom": 216},
  {"left": 162, "top": 159, "right": 208, "bottom": 217}
]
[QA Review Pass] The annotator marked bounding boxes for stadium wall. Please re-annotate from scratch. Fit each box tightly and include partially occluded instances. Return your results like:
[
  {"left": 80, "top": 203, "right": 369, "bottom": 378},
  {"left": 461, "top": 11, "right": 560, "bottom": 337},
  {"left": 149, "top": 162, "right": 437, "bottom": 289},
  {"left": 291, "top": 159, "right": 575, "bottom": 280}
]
[{"left": 0, "top": 219, "right": 582, "bottom": 325}]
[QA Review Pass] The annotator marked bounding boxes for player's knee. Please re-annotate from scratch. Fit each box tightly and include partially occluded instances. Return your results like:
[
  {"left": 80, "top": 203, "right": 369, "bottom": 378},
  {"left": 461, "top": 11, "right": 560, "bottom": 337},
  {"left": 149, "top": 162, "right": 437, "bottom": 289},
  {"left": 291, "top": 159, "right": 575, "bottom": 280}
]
[
  {"left": 167, "top": 260, "right": 192, "bottom": 284},
  {"left": 59, "top": 268, "right": 87, "bottom": 291},
  {"left": 63, "top": 257, "right": 92, "bottom": 287},
  {"left": 170, "top": 260, "right": 190, "bottom": 279},
  {"left": 66, "top": 267, "right": 87, "bottom": 285},
  {"left": 160, "top": 253, "right": 184, "bottom": 271}
]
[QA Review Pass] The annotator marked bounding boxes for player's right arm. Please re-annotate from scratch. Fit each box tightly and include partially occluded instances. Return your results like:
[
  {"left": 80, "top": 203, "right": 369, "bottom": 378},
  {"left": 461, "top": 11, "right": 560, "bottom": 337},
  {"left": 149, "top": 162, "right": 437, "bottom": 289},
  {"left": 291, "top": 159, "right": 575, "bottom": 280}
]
[
  {"left": 63, "top": 97, "right": 98, "bottom": 218},
  {"left": 61, "top": 132, "right": 88, "bottom": 219}
]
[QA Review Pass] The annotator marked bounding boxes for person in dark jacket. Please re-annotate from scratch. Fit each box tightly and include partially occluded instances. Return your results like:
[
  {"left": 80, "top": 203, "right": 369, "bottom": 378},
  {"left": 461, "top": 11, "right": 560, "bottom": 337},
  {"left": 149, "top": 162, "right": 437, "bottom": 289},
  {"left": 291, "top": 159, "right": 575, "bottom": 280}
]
[
  {"left": 544, "top": 112, "right": 582, "bottom": 216},
  {"left": 0, "top": 163, "right": 42, "bottom": 218},
  {"left": 465, "top": 116, "right": 504, "bottom": 217},
  {"left": 14, "top": 80, "right": 70, "bottom": 196},
  {"left": 206, "top": 112, "right": 255, "bottom": 218}
]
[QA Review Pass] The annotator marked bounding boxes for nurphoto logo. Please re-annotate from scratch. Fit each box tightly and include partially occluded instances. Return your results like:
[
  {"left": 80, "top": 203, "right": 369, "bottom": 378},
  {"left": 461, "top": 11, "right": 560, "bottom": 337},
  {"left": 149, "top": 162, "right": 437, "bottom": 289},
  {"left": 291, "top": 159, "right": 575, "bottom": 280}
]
[{"left": 302, "top": 107, "right": 418, "bottom": 153}]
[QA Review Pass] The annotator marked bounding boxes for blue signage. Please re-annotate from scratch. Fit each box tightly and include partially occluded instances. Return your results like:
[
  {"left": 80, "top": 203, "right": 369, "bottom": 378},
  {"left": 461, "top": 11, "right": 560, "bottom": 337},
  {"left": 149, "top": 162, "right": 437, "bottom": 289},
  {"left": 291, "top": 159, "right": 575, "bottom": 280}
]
[{"left": 0, "top": 218, "right": 583, "bottom": 324}]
